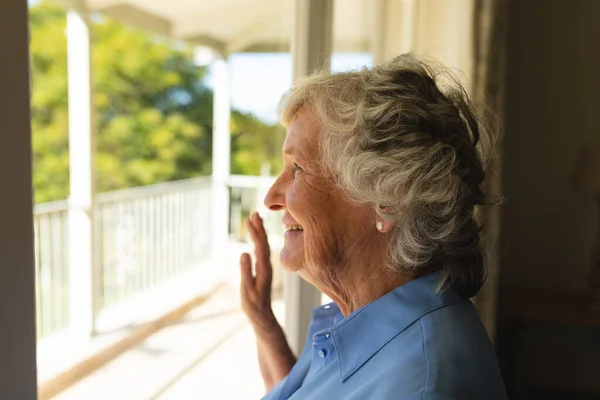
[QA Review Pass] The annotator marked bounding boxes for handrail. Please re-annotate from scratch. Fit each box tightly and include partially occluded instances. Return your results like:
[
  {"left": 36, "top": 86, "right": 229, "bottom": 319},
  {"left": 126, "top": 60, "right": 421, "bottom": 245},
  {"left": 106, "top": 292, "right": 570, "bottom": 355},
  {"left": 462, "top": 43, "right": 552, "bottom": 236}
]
[
  {"left": 34, "top": 199, "right": 69, "bottom": 215},
  {"left": 34, "top": 175, "right": 273, "bottom": 209},
  {"left": 97, "top": 176, "right": 212, "bottom": 204},
  {"left": 227, "top": 174, "right": 275, "bottom": 188}
]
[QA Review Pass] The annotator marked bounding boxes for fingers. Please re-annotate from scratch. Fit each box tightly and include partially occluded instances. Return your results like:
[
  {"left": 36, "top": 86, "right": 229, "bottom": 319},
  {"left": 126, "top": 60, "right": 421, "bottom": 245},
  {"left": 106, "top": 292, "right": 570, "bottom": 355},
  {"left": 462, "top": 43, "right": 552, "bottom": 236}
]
[
  {"left": 247, "top": 213, "right": 264, "bottom": 243},
  {"left": 247, "top": 213, "right": 273, "bottom": 293},
  {"left": 240, "top": 252, "right": 254, "bottom": 291},
  {"left": 247, "top": 213, "right": 271, "bottom": 265},
  {"left": 252, "top": 212, "right": 270, "bottom": 244}
]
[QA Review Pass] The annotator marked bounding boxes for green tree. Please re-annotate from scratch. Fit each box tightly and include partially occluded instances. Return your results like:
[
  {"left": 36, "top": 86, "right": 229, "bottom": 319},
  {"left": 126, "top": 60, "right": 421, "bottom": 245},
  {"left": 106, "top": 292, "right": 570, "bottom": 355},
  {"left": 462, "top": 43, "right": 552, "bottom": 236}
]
[
  {"left": 231, "top": 111, "right": 285, "bottom": 176},
  {"left": 30, "top": 4, "right": 71, "bottom": 203},
  {"left": 30, "top": 2, "right": 285, "bottom": 204}
]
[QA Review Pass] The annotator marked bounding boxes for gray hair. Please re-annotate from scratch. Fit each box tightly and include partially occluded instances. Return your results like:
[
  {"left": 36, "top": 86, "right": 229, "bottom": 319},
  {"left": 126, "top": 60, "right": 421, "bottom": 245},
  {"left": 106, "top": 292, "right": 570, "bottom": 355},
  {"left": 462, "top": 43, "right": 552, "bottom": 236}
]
[{"left": 277, "top": 54, "right": 497, "bottom": 298}]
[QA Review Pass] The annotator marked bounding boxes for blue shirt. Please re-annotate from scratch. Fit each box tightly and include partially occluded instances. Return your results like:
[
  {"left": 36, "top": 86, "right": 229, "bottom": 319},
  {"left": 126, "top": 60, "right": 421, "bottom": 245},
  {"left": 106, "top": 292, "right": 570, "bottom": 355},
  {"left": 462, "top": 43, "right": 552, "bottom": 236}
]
[{"left": 262, "top": 272, "right": 507, "bottom": 400}]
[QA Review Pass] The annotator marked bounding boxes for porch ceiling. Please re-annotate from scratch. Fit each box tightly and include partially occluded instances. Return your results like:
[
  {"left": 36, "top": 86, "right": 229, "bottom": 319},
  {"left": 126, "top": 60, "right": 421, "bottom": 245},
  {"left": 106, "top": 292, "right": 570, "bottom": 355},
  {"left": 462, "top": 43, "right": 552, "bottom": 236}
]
[{"left": 60, "top": 0, "right": 373, "bottom": 55}]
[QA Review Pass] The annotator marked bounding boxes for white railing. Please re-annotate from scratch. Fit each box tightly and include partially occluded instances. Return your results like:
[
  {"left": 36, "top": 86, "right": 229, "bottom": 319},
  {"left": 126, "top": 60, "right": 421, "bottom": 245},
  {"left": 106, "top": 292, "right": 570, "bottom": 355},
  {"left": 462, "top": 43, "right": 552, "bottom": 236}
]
[
  {"left": 33, "top": 175, "right": 281, "bottom": 341},
  {"left": 96, "top": 177, "right": 212, "bottom": 311},
  {"left": 33, "top": 177, "right": 213, "bottom": 341},
  {"left": 34, "top": 200, "right": 70, "bottom": 340}
]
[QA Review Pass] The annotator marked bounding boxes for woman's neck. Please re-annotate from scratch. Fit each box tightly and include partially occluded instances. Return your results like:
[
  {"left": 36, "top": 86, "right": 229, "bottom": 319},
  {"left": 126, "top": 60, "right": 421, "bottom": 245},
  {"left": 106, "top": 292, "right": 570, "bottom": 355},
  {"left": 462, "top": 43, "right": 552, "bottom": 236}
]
[{"left": 315, "top": 261, "right": 413, "bottom": 317}]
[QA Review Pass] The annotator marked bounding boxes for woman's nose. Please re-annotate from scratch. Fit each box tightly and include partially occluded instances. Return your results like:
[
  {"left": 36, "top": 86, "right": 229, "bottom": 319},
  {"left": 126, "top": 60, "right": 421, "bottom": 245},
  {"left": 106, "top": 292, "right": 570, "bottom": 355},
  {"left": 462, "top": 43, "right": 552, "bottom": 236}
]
[{"left": 264, "top": 175, "right": 286, "bottom": 211}]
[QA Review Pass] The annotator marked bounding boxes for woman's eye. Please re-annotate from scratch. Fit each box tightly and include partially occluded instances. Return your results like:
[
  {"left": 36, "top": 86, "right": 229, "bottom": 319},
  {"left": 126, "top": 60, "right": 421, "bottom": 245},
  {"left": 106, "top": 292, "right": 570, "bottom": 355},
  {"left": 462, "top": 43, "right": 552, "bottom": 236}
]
[{"left": 293, "top": 162, "right": 304, "bottom": 175}]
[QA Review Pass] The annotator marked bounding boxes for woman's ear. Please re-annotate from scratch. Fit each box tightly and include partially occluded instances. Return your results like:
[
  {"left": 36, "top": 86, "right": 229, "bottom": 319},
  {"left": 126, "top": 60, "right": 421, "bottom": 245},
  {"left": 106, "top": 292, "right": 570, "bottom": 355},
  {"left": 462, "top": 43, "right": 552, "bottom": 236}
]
[
  {"left": 375, "top": 206, "right": 395, "bottom": 233},
  {"left": 375, "top": 216, "right": 394, "bottom": 233}
]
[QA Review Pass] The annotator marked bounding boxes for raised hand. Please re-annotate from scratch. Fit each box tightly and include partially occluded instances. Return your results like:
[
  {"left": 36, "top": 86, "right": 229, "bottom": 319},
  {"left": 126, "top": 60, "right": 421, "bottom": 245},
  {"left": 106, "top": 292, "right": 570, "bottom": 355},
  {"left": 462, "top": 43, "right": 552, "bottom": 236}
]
[
  {"left": 240, "top": 212, "right": 277, "bottom": 335},
  {"left": 240, "top": 212, "right": 296, "bottom": 390}
]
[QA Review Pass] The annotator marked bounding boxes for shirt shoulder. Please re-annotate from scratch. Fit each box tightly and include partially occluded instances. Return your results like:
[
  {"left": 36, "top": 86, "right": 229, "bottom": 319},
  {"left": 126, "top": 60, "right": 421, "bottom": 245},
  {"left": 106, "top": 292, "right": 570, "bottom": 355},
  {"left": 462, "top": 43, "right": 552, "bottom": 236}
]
[
  {"left": 418, "top": 300, "right": 507, "bottom": 399},
  {"left": 344, "top": 300, "right": 507, "bottom": 400},
  {"left": 265, "top": 274, "right": 507, "bottom": 400}
]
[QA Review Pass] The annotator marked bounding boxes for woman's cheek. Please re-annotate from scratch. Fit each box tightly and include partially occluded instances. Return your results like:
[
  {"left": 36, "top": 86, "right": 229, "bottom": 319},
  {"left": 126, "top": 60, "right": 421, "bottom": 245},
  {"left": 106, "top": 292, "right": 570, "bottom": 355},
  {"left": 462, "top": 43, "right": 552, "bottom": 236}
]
[
  {"left": 285, "top": 187, "right": 298, "bottom": 212},
  {"left": 286, "top": 179, "right": 309, "bottom": 212}
]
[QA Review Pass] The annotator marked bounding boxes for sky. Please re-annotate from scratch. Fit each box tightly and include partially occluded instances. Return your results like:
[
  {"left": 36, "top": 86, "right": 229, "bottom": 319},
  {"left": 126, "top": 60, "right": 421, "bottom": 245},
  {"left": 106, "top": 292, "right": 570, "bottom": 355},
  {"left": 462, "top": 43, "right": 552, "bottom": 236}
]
[
  {"left": 28, "top": 0, "right": 372, "bottom": 125},
  {"left": 211, "top": 52, "right": 373, "bottom": 124}
]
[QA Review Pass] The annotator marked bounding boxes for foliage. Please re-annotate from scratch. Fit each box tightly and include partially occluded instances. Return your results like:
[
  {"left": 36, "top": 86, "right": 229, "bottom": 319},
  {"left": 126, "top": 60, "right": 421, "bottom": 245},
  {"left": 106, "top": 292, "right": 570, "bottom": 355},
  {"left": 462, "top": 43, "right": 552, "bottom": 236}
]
[
  {"left": 29, "top": 2, "right": 285, "bottom": 203},
  {"left": 231, "top": 110, "right": 285, "bottom": 176}
]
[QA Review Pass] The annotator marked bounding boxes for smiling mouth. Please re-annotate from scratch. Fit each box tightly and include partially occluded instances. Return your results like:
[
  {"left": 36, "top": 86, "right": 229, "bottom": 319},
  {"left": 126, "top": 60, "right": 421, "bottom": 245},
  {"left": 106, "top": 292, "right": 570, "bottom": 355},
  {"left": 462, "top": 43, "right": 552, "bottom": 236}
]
[{"left": 284, "top": 224, "right": 304, "bottom": 232}]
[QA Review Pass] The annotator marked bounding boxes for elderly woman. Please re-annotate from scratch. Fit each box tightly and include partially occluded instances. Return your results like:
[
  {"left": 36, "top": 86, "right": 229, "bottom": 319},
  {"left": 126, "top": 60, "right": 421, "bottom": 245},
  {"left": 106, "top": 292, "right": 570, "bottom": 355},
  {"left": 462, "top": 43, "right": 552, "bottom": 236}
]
[{"left": 240, "top": 55, "right": 507, "bottom": 400}]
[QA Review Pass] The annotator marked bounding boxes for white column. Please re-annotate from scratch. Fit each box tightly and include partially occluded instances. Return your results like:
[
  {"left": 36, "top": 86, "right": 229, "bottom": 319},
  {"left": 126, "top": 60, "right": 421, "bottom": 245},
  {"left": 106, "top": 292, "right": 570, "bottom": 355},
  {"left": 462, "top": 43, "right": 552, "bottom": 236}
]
[
  {"left": 0, "top": 1, "right": 38, "bottom": 398},
  {"left": 371, "top": 0, "right": 417, "bottom": 63},
  {"left": 397, "top": 0, "right": 417, "bottom": 56},
  {"left": 412, "top": 0, "right": 474, "bottom": 83},
  {"left": 369, "top": 0, "right": 387, "bottom": 63},
  {"left": 67, "top": 8, "right": 97, "bottom": 338},
  {"left": 211, "top": 57, "right": 231, "bottom": 272},
  {"left": 285, "top": 0, "right": 334, "bottom": 356}
]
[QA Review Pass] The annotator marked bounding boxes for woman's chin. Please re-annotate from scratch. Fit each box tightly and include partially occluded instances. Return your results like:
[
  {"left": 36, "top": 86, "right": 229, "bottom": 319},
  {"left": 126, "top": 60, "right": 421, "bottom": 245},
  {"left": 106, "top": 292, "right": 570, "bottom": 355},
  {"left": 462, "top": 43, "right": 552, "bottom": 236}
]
[{"left": 279, "top": 246, "right": 303, "bottom": 272}]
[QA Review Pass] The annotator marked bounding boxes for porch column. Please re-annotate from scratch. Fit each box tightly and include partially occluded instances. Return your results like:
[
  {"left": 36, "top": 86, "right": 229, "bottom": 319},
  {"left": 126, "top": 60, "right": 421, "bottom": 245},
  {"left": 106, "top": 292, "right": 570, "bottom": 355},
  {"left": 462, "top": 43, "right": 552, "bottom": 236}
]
[
  {"left": 371, "top": 0, "right": 417, "bottom": 63},
  {"left": 67, "top": 6, "right": 98, "bottom": 338},
  {"left": 412, "top": 0, "right": 474, "bottom": 82},
  {"left": 211, "top": 57, "right": 231, "bottom": 268},
  {"left": 285, "top": 0, "right": 333, "bottom": 356},
  {"left": 0, "top": 0, "right": 38, "bottom": 397},
  {"left": 370, "top": 0, "right": 387, "bottom": 63}
]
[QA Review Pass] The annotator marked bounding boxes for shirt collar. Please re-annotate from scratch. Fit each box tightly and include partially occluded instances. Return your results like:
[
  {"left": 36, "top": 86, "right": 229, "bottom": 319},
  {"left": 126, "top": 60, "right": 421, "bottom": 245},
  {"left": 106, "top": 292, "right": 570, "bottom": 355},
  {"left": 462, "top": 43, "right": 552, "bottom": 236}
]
[{"left": 323, "top": 272, "right": 463, "bottom": 382}]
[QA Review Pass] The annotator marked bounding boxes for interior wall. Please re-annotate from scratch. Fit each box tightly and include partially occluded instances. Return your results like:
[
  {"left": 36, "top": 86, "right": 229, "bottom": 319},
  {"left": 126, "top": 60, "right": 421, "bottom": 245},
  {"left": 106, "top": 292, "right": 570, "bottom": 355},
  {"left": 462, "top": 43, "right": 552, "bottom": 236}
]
[
  {"left": 0, "top": 0, "right": 39, "bottom": 399},
  {"left": 502, "top": 0, "right": 600, "bottom": 294}
]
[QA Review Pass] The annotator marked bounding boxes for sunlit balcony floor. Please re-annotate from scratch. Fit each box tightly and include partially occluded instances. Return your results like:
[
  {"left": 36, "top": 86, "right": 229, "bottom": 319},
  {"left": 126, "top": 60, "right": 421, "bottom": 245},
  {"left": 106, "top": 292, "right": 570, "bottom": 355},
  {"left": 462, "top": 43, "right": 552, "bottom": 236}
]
[
  {"left": 42, "top": 239, "right": 285, "bottom": 400},
  {"left": 52, "top": 285, "right": 284, "bottom": 400}
]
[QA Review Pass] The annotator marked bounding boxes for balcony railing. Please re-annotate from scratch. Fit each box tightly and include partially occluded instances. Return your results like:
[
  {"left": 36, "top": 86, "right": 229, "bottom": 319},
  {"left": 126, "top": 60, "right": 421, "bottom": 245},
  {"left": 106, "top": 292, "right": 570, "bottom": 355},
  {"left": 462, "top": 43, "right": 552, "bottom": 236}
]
[
  {"left": 96, "top": 177, "right": 212, "bottom": 311},
  {"left": 34, "top": 200, "right": 70, "bottom": 340},
  {"left": 33, "top": 175, "right": 278, "bottom": 342}
]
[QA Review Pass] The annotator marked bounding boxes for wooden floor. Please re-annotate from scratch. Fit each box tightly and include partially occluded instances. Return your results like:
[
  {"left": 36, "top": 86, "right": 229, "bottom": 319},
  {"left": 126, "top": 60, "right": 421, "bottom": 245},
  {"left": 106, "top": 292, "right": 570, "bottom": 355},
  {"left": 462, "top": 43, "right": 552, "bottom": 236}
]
[
  {"left": 52, "top": 286, "right": 285, "bottom": 400},
  {"left": 40, "top": 239, "right": 286, "bottom": 400}
]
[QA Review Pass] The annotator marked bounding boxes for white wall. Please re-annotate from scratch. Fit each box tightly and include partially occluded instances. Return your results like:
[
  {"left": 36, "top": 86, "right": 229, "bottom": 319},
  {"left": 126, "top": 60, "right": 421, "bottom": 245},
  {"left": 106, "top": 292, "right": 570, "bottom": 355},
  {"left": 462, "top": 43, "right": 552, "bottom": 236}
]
[{"left": 502, "top": 0, "right": 600, "bottom": 293}]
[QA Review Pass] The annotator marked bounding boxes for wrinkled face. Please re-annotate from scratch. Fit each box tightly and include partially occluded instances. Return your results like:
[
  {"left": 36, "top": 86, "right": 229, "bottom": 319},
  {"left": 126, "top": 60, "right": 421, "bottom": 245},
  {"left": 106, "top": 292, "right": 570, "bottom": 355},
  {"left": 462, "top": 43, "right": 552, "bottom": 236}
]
[{"left": 264, "top": 108, "right": 374, "bottom": 286}]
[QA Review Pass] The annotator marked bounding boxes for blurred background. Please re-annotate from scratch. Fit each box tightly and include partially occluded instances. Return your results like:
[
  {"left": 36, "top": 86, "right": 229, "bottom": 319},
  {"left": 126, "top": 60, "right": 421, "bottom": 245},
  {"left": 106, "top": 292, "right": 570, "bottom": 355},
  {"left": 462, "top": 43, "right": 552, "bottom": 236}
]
[{"left": 1, "top": 0, "right": 599, "bottom": 399}]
